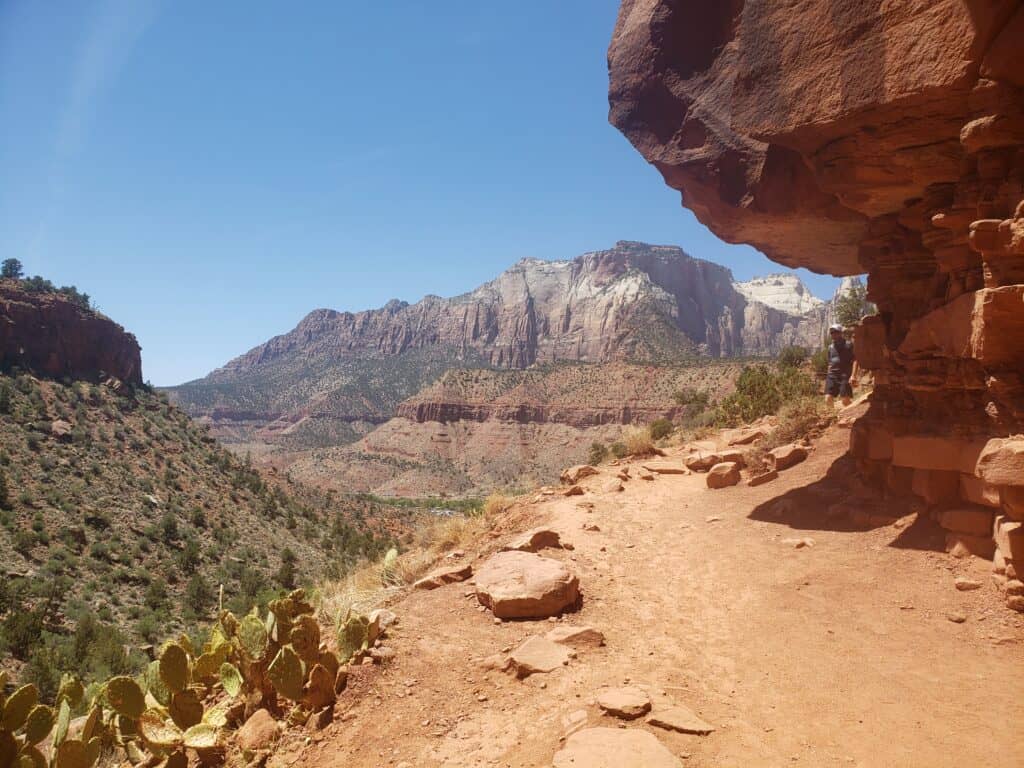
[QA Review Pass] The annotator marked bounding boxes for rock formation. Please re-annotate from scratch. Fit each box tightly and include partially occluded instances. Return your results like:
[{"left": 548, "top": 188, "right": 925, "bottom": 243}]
[
  {"left": 608, "top": 0, "right": 1024, "bottom": 610},
  {"left": 0, "top": 281, "right": 142, "bottom": 385},
  {"left": 169, "top": 242, "right": 826, "bottom": 449}
]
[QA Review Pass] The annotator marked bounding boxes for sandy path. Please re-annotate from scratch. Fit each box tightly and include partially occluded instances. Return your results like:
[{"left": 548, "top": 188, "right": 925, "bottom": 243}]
[{"left": 290, "top": 427, "right": 1024, "bottom": 768}]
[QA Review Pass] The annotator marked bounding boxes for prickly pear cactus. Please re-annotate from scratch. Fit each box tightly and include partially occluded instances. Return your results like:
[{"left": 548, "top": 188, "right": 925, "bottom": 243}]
[
  {"left": 158, "top": 642, "right": 191, "bottom": 694},
  {"left": 267, "top": 645, "right": 304, "bottom": 702},
  {"left": 289, "top": 614, "right": 320, "bottom": 664},
  {"left": 104, "top": 677, "right": 145, "bottom": 719},
  {"left": 337, "top": 613, "right": 370, "bottom": 664}
]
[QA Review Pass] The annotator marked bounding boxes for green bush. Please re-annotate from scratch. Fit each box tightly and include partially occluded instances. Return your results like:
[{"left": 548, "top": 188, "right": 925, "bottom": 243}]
[
  {"left": 777, "top": 346, "right": 808, "bottom": 369},
  {"left": 588, "top": 442, "right": 609, "bottom": 465},
  {"left": 673, "top": 388, "right": 711, "bottom": 409},
  {"left": 649, "top": 418, "right": 674, "bottom": 441},
  {"left": 609, "top": 442, "right": 627, "bottom": 459},
  {"left": 715, "top": 363, "right": 818, "bottom": 427},
  {"left": 811, "top": 348, "right": 828, "bottom": 376}
]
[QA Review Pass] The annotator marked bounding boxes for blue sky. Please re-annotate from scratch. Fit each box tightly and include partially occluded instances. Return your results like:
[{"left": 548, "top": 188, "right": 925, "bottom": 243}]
[{"left": 0, "top": 0, "right": 841, "bottom": 385}]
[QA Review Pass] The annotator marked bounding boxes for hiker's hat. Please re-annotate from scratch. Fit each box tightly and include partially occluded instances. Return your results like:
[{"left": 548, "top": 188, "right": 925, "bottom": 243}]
[{"left": 829, "top": 323, "right": 844, "bottom": 332}]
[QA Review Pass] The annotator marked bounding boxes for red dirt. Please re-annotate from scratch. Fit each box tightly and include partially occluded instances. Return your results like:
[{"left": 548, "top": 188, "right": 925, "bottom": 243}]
[{"left": 285, "top": 426, "right": 1024, "bottom": 767}]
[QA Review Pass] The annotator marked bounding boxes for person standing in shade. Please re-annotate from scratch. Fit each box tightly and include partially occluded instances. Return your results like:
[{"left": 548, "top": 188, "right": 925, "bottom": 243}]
[{"left": 825, "top": 324, "right": 856, "bottom": 407}]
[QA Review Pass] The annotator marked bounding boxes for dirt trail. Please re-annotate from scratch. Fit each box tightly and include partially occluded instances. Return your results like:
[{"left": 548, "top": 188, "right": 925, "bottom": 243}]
[{"left": 289, "top": 426, "right": 1024, "bottom": 768}]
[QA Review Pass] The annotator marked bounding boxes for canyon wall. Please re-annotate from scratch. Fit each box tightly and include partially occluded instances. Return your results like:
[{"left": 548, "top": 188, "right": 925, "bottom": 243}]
[
  {"left": 609, "top": 0, "right": 1024, "bottom": 610},
  {"left": 0, "top": 281, "right": 143, "bottom": 385}
]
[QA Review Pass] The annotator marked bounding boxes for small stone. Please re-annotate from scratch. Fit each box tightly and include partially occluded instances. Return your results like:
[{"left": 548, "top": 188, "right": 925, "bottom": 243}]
[
  {"left": 647, "top": 704, "right": 715, "bottom": 735},
  {"left": 954, "top": 578, "right": 983, "bottom": 591},
  {"left": 582, "top": 522, "right": 601, "bottom": 532},
  {"left": 236, "top": 709, "right": 281, "bottom": 751},
  {"left": 705, "top": 516, "right": 722, "bottom": 523},
  {"left": 545, "top": 625, "right": 606, "bottom": 648},
  {"left": 946, "top": 612, "right": 967, "bottom": 624},
  {"left": 561, "top": 465, "right": 600, "bottom": 484},
  {"left": 782, "top": 537, "right": 815, "bottom": 549},
  {"left": 501, "top": 527, "right": 567, "bottom": 553},
  {"left": 509, "top": 636, "right": 571, "bottom": 678},
  {"left": 596, "top": 686, "right": 651, "bottom": 720},
  {"left": 413, "top": 563, "right": 473, "bottom": 590}
]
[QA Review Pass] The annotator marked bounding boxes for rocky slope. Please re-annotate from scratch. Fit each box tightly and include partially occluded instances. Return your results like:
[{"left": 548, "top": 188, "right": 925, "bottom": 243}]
[
  {"left": 168, "top": 242, "right": 828, "bottom": 461},
  {"left": 283, "top": 362, "right": 742, "bottom": 495},
  {"left": 608, "top": 0, "right": 1024, "bottom": 611},
  {"left": 0, "top": 280, "right": 142, "bottom": 385}
]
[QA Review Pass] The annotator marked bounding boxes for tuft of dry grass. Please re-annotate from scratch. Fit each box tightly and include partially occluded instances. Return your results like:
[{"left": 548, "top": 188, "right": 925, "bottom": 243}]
[
  {"left": 764, "top": 395, "right": 835, "bottom": 450},
  {"left": 622, "top": 426, "right": 656, "bottom": 457},
  {"left": 483, "top": 492, "right": 514, "bottom": 517}
]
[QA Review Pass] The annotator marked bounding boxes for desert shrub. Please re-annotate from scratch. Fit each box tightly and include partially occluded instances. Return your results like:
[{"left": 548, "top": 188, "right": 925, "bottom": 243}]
[
  {"left": 609, "top": 441, "right": 627, "bottom": 459},
  {"left": 275, "top": 547, "right": 298, "bottom": 589},
  {"left": 715, "top": 364, "right": 818, "bottom": 427},
  {"left": 622, "top": 426, "right": 655, "bottom": 457},
  {"left": 673, "top": 388, "right": 711, "bottom": 409},
  {"left": 765, "top": 396, "right": 835, "bottom": 449},
  {"left": 588, "top": 442, "right": 609, "bottom": 465},
  {"left": 185, "top": 572, "right": 213, "bottom": 615},
  {"left": 649, "top": 418, "right": 674, "bottom": 441},
  {"left": 811, "top": 348, "right": 829, "bottom": 376},
  {"left": 834, "top": 280, "right": 873, "bottom": 327},
  {"left": 777, "top": 346, "right": 808, "bottom": 369}
]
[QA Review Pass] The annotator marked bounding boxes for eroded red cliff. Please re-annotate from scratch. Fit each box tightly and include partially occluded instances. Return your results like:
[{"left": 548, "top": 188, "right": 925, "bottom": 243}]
[
  {"left": 0, "top": 282, "right": 143, "bottom": 385},
  {"left": 609, "top": 0, "right": 1024, "bottom": 610}
]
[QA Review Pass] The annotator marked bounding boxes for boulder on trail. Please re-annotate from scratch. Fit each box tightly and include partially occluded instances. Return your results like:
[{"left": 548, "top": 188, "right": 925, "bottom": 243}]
[
  {"left": 647, "top": 704, "right": 715, "bottom": 735},
  {"left": 509, "top": 635, "right": 571, "bottom": 678},
  {"left": 597, "top": 686, "right": 651, "bottom": 719},
  {"left": 553, "top": 727, "right": 683, "bottom": 768},
  {"left": 413, "top": 563, "right": 473, "bottom": 590},
  {"left": 602, "top": 480, "right": 625, "bottom": 493},
  {"left": 706, "top": 461, "right": 741, "bottom": 489},
  {"left": 685, "top": 452, "right": 719, "bottom": 472},
  {"left": 500, "top": 527, "right": 568, "bottom": 553},
  {"left": 724, "top": 425, "right": 768, "bottom": 446},
  {"left": 642, "top": 461, "right": 687, "bottom": 475},
  {"left": 563, "top": 485, "right": 585, "bottom": 496},
  {"left": 768, "top": 443, "right": 809, "bottom": 471},
  {"left": 561, "top": 465, "right": 600, "bottom": 484},
  {"left": 475, "top": 551, "right": 580, "bottom": 619},
  {"left": 236, "top": 709, "right": 281, "bottom": 751},
  {"left": 545, "top": 624, "right": 605, "bottom": 648}
]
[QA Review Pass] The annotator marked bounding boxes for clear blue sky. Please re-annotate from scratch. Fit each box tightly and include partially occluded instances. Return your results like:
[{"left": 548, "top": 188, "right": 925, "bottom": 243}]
[{"left": 0, "top": 0, "right": 841, "bottom": 386}]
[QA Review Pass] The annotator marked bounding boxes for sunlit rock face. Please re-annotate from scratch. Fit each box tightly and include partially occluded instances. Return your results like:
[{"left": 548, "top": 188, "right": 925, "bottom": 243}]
[{"left": 609, "top": 0, "right": 1024, "bottom": 609}]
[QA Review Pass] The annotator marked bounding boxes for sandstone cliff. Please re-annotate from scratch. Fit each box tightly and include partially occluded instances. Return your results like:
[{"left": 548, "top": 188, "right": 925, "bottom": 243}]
[
  {"left": 608, "top": 0, "right": 1024, "bottom": 610},
  {"left": 0, "top": 281, "right": 142, "bottom": 385}
]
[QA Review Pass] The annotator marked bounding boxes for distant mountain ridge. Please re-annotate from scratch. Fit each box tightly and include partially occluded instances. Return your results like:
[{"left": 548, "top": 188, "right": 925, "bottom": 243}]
[{"left": 166, "top": 242, "right": 830, "bottom": 454}]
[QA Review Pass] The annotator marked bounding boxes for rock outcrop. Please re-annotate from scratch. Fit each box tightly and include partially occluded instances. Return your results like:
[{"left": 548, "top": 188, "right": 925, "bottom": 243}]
[
  {"left": 608, "top": 0, "right": 1024, "bottom": 611},
  {"left": 0, "top": 282, "right": 142, "bottom": 385}
]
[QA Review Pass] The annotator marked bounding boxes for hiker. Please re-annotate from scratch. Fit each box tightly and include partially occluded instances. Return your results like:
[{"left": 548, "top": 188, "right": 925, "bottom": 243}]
[{"left": 825, "top": 324, "right": 856, "bottom": 407}]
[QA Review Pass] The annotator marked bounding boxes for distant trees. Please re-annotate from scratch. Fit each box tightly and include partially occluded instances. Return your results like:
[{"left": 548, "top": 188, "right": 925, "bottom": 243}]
[
  {"left": 2, "top": 259, "right": 23, "bottom": 279},
  {"left": 777, "top": 346, "right": 808, "bottom": 369}
]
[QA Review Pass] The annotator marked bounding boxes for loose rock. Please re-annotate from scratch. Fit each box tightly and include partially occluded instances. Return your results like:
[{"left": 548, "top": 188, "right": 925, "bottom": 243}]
[
  {"left": 413, "top": 563, "right": 473, "bottom": 590},
  {"left": 236, "top": 709, "right": 281, "bottom": 751},
  {"left": 597, "top": 686, "right": 651, "bottom": 720},
  {"left": 768, "top": 444, "right": 809, "bottom": 471},
  {"left": 561, "top": 465, "right": 600, "bottom": 484},
  {"left": 545, "top": 625, "right": 605, "bottom": 648},
  {"left": 647, "top": 704, "right": 716, "bottom": 735},
  {"left": 475, "top": 551, "right": 580, "bottom": 619},
  {"left": 707, "top": 461, "right": 741, "bottom": 489},
  {"left": 509, "top": 636, "right": 571, "bottom": 678},
  {"left": 501, "top": 527, "right": 568, "bottom": 553}
]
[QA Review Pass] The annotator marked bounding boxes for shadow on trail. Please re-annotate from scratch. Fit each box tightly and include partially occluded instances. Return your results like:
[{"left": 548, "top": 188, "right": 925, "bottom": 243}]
[{"left": 748, "top": 452, "right": 946, "bottom": 553}]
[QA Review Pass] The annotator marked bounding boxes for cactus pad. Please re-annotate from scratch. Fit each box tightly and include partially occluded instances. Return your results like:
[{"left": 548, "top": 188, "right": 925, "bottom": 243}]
[
  {"left": 289, "top": 614, "right": 320, "bottom": 664},
  {"left": 104, "top": 677, "right": 145, "bottom": 719},
  {"left": 337, "top": 614, "right": 369, "bottom": 663},
  {"left": 237, "top": 615, "right": 268, "bottom": 660},
  {"left": 18, "top": 744, "right": 46, "bottom": 768},
  {"left": 159, "top": 643, "right": 191, "bottom": 694},
  {"left": 2, "top": 685, "right": 38, "bottom": 731},
  {"left": 218, "top": 663, "right": 243, "bottom": 698},
  {"left": 23, "top": 705, "right": 54, "bottom": 745},
  {"left": 182, "top": 723, "right": 219, "bottom": 751},
  {"left": 138, "top": 711, "right": 183, "bottom": 751},
  {"left": 53, "top": 740, "right": 93, "bottom": 768},
  {"left": 303, "top": 664, "right": 334, "bottom": 711},
  {"left": 52, "top": 700, "right": 71, "bottom": 749},
  {"left": 268, "top": 645, "right": 304, "bottom": 702},
  {"left": 146, "top": 661, "right": 171, "bottom": 707},
  {"left": 168, "top": 691, "right": 203, "bottom": 730},
  {"left": 57, "top": 676, "right": 84, "bottom": 709}
]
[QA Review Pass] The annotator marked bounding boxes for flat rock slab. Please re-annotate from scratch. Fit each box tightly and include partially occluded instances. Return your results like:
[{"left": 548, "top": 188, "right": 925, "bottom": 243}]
[
  {"left": 510, "top": 635, "right": 570, "bottom": 678},
  {"left": 500, "top": 527, "right": 568, "bottom": 553},
  {"left": 553, "top": 727, "right": 682, "bottom": 768},
  {"left": 602, "top": 480, "right": 625, "bottom": 493},
  {"left": 647, "top": 705, "right": 715, "bottom": 735},
  {"left": 413, "top": 563, "right": 473, "bottom": 590},
  {"left": 597, "top": 686, "right": 651, "bottom": 719},
  {"left": 475, "top": 551, "right": 580, "bottom": 619},
  {"left": 642, "top": 461, "right": 687, "bottom": 475},
  {"left": 545, "top": 625, "right": 605, "bottom": 648}
]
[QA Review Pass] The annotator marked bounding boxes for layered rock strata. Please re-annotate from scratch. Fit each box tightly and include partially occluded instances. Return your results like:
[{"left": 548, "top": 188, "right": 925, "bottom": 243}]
[
  {"left": 0, "top": 281, "right": 143, "bottom": 385},
  {"left": 609, "top": 1, "right": 1024, "bottom": 610}
]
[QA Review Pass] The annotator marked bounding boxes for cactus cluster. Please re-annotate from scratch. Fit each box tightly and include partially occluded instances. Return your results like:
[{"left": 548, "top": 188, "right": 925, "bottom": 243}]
[{"left": 0, "top": 589, "right": 383, "bottom": 768}]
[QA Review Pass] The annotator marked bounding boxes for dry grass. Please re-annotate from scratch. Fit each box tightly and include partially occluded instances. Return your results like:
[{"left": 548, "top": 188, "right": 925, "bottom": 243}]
[
  {"left": 316, "top": 491, "right": 520, "bottom": 635},
  {"left": 622, "top": 426, "right": 656, "bottom": 456},
  {"left": 764, "top": 396, "right": 835, "bottom": 450}
]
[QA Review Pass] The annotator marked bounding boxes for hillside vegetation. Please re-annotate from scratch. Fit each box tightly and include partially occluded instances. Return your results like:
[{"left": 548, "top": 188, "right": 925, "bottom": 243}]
[{"left": 0, "top": 373, "right": 411, "bottom": 698}]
